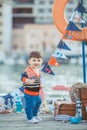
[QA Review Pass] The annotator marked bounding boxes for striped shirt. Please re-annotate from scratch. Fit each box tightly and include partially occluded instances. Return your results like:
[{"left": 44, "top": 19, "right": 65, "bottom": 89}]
[{"left": 21, "top": 66, "right": 41, "bottom": 96}]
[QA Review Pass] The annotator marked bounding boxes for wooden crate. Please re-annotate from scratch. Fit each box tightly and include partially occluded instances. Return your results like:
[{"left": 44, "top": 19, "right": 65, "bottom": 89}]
[
  {"left": 54, "top": 101, "right": 76, "bottom": 117},
  {"left": 79, "top": 88, "right": 87, "bottom": 120},
  {"left": 81, "top": 99, "right": 87, "bottom": 105},
  {"left": 58, "top": 110, "right": 75, "bottom": 116},
  {"left": 54, "top": 88, "right": 87, "bottom": 120},
  {"left": 54, "top": 101, "right": 87, "bottom": 120},
  {"left": 79, "top": 88, "right": 87, "bottom": 102},
  {"left": 82, "top": 106, "right": 87, "bottom": 120}
]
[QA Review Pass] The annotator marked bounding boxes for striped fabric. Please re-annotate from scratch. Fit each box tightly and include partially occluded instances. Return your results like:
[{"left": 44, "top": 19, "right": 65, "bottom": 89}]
[
  {"left": 25, "top": 67, "right": 36, "bottom": 78},
  {"left": 21, "top": 66, "right": 41, "bottom": 96}
]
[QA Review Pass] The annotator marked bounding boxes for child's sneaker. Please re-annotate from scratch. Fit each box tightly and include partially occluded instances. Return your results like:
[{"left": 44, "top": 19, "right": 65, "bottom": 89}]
[
  {"left": 34, "top": 116, "right": 42, "bottom": 122},
  {"left": 28, "top": 117, "right": 39, "bottom": 124}
]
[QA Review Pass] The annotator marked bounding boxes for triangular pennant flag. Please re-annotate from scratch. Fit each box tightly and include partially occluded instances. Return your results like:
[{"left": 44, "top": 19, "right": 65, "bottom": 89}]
[
  {"left": 48, "top": 56, "right": 60, "bottom": 66},
  {"left": 57, "top": 40, "right": 71, "bottom": 51},
  {"left": 63, "top": 30, "right": 76, "bottom": 40},
  {"left": 73, "top": 11, "right": 85, "bottom": 23},
  {"left": 2, "top": 93, "right": 14, "bottom": 109},
  {"left": 53, "top": 49, "right": 67, "bottom": 59},
  {"left": 19, "top": 86, "right": 24, "bottom": 93},
  {"left": 75, "top": 2, "right": 87, "bottom": 13},
  {"left": 41, "top": 64, "right": 55, "bottom": 75},
  {"left": 66, "top": 21, "right": 81, "bottom": 31},
  {"left": 3, "top": 93, "right": 13, "bottom": 99}
]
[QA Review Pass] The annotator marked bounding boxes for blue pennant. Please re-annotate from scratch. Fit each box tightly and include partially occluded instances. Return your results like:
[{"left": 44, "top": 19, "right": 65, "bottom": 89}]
[
  {"left": 57, "top": 40, "right": 71, "bottom": 51},
  {"left": 66, "top": 21, "right": 81, "bottom": 31},
  {"left": 41, "top": 64, "right": 55, "bottom": 75},
  {"left": 75, "top": 3, "right": 87, "bottom": 13},
  {"left": 19, "top": 86, "right": 24, "bottom": 93},
  {"left": 3, "top": 93, "right": 14, "bottom": 109},
  {"left": 53, "top": 49, "right": 67, "bottom": 59},
  {"left": 3, "top": 93, "right": 13, "bottom": 99}
]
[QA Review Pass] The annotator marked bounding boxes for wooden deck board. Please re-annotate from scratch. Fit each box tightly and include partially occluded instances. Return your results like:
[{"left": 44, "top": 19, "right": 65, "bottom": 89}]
[{"left": 0, "top": 112, "right": 87, "bottom": 130}]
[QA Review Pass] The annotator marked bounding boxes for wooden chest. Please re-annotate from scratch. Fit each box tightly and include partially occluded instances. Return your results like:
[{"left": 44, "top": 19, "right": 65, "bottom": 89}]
[
  {"left": 54, "top": 101, "right": 87, "bottom": 120},
  {"left": 54, "top": 88, "right": 87, "bottom": 120},
  {"left": 79, "top": 88, "right": 87, "bottom": 120},
  {"left": 54, "top": 101, "right": 76, "bottom": 117},
  {"left": 82, "top": 106, "right": 87, "bottom": 120},
  {"left": 79, "top": 88, "right": 87, "bottom": 104}
]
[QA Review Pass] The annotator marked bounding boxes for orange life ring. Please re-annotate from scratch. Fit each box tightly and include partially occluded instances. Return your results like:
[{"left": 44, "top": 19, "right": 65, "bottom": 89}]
[{"left": 53, "top": 0, "right": 87, "bottom": 41}]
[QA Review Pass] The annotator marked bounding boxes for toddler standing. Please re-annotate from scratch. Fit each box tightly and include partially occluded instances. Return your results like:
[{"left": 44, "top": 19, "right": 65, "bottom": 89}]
[{"left": 21, "top": 51, "right": 43, "bottom": 124}]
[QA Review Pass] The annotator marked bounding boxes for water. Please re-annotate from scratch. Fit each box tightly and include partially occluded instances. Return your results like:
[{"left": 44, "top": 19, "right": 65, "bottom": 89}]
[
  {"left": 0, "top": 64, "right": 87, "bottom": 99},
  {"left": 0, "top": 64, "right": 25, "bottom": 93}
]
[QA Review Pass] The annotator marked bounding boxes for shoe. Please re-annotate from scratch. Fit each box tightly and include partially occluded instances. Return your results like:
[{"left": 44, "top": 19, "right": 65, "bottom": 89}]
[
  {"left": 34, "top": 116, "right": 42, "bottom": 122},
  {"left": 28, "top": 117, "right": 39, "bottom": 124}
]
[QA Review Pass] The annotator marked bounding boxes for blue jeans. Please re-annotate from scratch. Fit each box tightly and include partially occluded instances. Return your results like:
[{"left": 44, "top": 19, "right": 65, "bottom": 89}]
[{"left": 24, "top": 94, "right": 42, "bottom": 120}]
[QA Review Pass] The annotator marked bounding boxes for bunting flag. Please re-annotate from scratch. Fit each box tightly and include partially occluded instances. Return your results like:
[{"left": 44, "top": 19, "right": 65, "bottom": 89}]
[
  {"left": 73, "top": 11, "right": 85, "bottom": 23},
  {"left": 63, "top": 30, "right": 76, "bottom": 40},
  {"left": 66, "top": 21, "right": 81, "bottom": 31},
  {"left": 48, "top": 56, "right": 60, "bottom": 66},
  {"left": 57, "top": 40, "right": 71, "bottom": 51},
  {"left": 53, "top": 49, "right": 67, "bottom": 59},
  {"left": 63, "top": 13, "right": 81, "bottom": 41},
  {"left": 41, "top": 64, "right": 55, "bottom": 75},
  {"left": 19, "top": 86, "right": 24, "bottom": 93},
  {"left": 0, "top": 87, "right": 24, "bottom": 111},
  {"left": 3, "top": 93, "right": 14, "bottom": 109},
  {"left": 3, "top": 93, "right": 13, "bottom": 100},
  {"left": 75, "top": 2, "right": 87, "bottom": 13}
]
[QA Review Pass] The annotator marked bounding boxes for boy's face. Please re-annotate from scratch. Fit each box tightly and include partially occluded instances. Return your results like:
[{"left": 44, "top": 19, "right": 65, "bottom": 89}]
[{"left": 28, "top": 57, "right": 43, "bottom": 68}]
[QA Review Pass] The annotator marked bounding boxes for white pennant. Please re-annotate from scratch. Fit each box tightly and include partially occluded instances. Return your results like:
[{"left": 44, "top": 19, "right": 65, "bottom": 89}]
[{"left": 52, "top": 49, "right": 67, "bottom": 59}]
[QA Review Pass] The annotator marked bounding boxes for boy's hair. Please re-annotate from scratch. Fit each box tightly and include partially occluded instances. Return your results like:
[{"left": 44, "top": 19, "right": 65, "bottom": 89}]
[{"left": 29, "top": 51, "right": 42, "bottom": 59}]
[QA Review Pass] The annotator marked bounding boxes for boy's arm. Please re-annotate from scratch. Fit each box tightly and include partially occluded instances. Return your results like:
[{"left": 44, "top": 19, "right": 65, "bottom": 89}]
[
  {"left": 40, "top": 75, "right": 45, "bottom": 89},
  {"left": 21, "top": 72, "right": 28, "bottom": 82},
  {"left": 21, "top": 72, "right": 35, "bottom": 84},
  {"left": 40, "top": 82, "right": 43, "bottom": 89}
]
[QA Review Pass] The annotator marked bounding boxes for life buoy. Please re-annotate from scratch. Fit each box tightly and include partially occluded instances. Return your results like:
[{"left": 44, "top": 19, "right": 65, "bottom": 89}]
[{"left": 53, "top": 0, "right": 87, "bottom": 41}]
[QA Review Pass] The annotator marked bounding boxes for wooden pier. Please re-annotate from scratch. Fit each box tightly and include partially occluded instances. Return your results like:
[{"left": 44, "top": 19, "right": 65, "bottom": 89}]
[{"left": 0, "top": 112, "right": 87, "bottom": 130}]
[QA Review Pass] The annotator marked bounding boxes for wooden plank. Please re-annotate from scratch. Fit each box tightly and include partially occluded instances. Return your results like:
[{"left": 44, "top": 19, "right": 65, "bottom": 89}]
[
  {"left": 79, "top": 88, "right": 87, "bottom": 99},
  {"left": 0, "top": 112, "right": 87, "bottom": 130}
]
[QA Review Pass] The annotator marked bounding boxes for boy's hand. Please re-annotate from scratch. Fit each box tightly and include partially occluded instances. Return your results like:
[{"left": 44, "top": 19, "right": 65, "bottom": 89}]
[
  {"left": 40, "top": 84, "right": 43, "bottom": 89},
  {"left": 25, "top": 79, "right": 35, "bottom": 85}
]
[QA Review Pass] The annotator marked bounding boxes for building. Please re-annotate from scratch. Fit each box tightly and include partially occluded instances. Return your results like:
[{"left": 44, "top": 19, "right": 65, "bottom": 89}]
[
  {"left": 13, "top": 24, "right": 61, "bottom": 59},
  {"left": 13, "top": 23, "right": 84, "bottom": 61},
  {"left": 0, "top": 0, "right": 87, "bottom": 57},
  {"left": 0, "top": 0, "right": 12, "bottom": 53},
  {"left": 12, "top": 0, "right": 82, "bottom": 57},
  {"left": 12, "top": 0, "right": 80, "bottom": 28},
  {"left": 12, "top": 0, "right": 54, "bottom": 28}
]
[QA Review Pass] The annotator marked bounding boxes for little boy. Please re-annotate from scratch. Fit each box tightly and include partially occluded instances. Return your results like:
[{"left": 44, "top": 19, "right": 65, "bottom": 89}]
[{"left": 21, "top": 51, "right": 43, "bottom": 124}]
